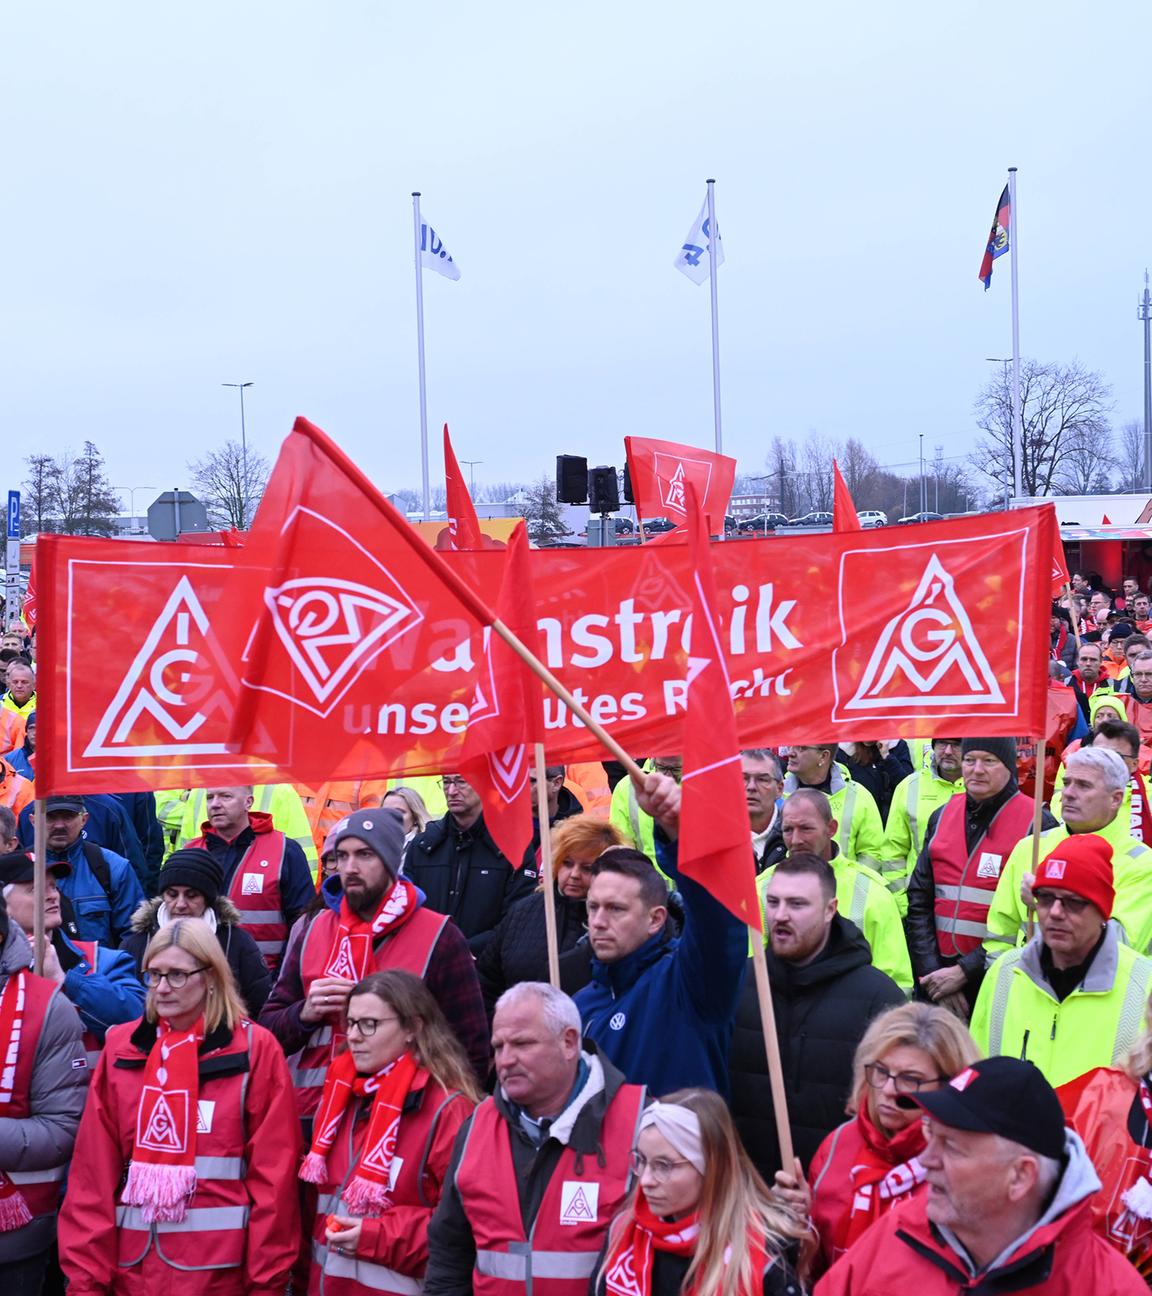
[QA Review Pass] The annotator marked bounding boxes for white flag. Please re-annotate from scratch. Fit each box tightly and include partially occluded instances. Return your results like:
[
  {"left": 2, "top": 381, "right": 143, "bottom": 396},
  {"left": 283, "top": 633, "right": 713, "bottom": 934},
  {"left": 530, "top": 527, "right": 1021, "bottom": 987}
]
[
  {"left": 420, "top": 219, "right": 461, "bottom": 281},
  {"left": 673, "top": 195, "right": 723, "bottom": 284}
]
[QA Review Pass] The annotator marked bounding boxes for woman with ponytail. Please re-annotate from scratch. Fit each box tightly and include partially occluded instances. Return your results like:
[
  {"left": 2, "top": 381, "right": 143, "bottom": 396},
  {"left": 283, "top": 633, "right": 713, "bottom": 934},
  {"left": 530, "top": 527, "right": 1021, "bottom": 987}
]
[
  {"left": 58, "top": 917, "right": 300, "bottom": 1295},
  {"left": 596, "top": 1088, "right": 805, "bottom": 1296},
  {"left": 303, "top": 968, "right": 480, "bottom": 1293}
]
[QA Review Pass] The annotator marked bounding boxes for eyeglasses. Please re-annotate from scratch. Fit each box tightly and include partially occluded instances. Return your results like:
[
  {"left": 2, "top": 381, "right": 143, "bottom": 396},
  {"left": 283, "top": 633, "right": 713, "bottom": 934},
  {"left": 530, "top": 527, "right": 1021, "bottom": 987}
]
[
  {"left": 864, "top": 1061, "right": 946, "bottom": 1095},
  {"left": 144, "top": 966, "right": 208, "bottom": 989},
  {"left": 650, "top": 763, "right": 682, "bottom": 779},
  {"left": 440, "top": 776, "right": 469, "bottom": 790},
  {"left": 345, "top": 1016, "right": 401, "bottom": 1038},
  {"left": 1033, "top": 890, "right": 1093, "bottom": 916},
  {"left": 742, "top": 773, "right": 780, "bottom": 788},
  {"left": 629, "top": 1150, "right": 694, "bottom": 1182}
]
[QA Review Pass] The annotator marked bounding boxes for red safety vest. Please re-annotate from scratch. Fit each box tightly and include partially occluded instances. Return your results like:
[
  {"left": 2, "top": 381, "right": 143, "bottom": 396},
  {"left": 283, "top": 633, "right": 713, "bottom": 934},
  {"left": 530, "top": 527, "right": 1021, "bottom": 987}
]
[
  {"left": 115, "top": 1021, "right": 259, "bottom": 1273},
  {"left": 3, "top": 972, "right": 70, "bottom": 1221},
  {"left": 307, "top": 1076, "right": 473, "bottom": 1294},
  {"left": 453, "top": 1083, "right": 645, "bottom": 1295},
  {"left": 929, "top": 791, "right": 1034, "bottom": 956},
  {"left": 288, "top": 906, "right": 449, "bottom": 1117},
  {"left": 189, "top": 825, "right": 288, "bottom": 971}
]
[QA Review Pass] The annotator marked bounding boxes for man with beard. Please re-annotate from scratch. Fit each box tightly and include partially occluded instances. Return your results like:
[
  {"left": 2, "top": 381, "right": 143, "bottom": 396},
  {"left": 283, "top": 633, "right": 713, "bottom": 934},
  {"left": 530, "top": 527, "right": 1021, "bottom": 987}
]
[{"left": 260, "top": 808, "right": 490, "bottom": 1123}]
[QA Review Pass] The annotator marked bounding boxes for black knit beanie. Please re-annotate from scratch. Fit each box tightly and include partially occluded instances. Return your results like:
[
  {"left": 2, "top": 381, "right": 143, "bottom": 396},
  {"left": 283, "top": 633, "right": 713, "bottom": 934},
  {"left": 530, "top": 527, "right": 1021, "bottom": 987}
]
[
  {"left": 960, "top": 736, "right": 1018, "bottom": 773},
  {"left": 159, "top": 847, "right": 224, "bottom": 905}
]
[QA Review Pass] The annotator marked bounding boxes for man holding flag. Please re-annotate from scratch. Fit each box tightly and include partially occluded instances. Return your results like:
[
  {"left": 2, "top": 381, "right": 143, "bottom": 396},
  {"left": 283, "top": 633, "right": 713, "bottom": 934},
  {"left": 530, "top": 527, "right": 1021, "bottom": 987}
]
[{"left": 574, "top": 484, "right": 754, "bottom": 1096}]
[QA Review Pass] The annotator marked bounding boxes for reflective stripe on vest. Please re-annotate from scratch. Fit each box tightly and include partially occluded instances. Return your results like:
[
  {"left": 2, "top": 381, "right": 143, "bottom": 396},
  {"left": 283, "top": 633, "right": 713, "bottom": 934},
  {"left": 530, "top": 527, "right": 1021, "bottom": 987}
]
[
  {"left": 986, "top": 951, "right": 1024, "bottom": 1057},
  {"left": 8, "top": 1164, "right": 67, "bottom": 1185},
  {"left": 906, "top": 775, "right": 920, "bottom": 852},
  {"left": 475, "top": 1248, "right": 599, "bottom": 1281},
  {"left": 838, "top": 783, "right": 859, "bottom": 850},
  {"left": 312, "top": 1240, "right": 424, "bottom": 1294},
  {"left": 194, "top": 1155, "right": 245, "bottom": 1178},
  {"left": 1115, "top": 961, "right": 1152, "bottom": 1065},
  {"left": 628, "top": 785, "right": 642, "bottom": 849},
  {"left": 847, "top": 871, "right": 870, "bottom": 929},
  {"left": 930, "top": 793, "right": 1034, "bottom": 958},
  {"left": 116, "top": 1204, "right": 249, "bottom": 1232}
]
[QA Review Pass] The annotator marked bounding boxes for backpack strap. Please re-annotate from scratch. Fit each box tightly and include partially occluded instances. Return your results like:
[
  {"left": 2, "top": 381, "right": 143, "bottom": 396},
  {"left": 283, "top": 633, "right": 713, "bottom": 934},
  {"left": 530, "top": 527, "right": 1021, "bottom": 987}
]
[{"left": 81, "top": 840, "right": 114, "bottom": 906}]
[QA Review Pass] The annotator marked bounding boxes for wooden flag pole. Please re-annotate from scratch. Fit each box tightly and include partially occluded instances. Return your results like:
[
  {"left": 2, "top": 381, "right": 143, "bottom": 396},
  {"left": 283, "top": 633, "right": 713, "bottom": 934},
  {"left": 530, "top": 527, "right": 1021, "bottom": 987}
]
[
  {"left": 1026, "top": 734, "right": 1046, "bottom": 943},
  {"left": 750, "top": 938, "right": 795, "bottom": 1171},
  {"left": 534, "top": 744, "right": 561, "bottom": 989},
  {"left": 492, "top": 618, "right": 646, "bottom": 783},
  {"left": 1064, "top": 583, "right": 1082, "bottom": 651},
  {"left": 33, "top": 798, "right": 46, "bottom": 976}
]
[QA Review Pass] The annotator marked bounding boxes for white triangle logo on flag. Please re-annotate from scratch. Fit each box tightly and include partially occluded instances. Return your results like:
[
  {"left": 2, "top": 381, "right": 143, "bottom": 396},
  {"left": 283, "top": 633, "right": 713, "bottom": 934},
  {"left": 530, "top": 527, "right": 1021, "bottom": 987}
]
[
  {"left": 662, "top": 463, "right": 688, "bottom": 514},
  {"left": 85, "top": 577, "right": 228, "bottom": 758},
  {"left": 487, "top": 745, "right": 528, "bottom": 804},
  {"left": 844, "top": 553, "right": 1005, "bottom": 710},
  {"left": 138, "top": 1087, "right": 187, "bottom": 1153}
]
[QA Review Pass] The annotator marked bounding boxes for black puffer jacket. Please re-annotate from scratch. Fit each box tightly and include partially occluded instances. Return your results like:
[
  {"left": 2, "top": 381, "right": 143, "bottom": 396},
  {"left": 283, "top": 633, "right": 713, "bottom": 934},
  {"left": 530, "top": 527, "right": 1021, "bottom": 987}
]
[
  {"left": 729, "top": 917, "right": 905, "bottom": 1180},
  {"left": 119, "top": 894, "right": 273, "bottom": 1014},
  {"left": 404, "top": 813, "right": 539, "bottom": 955},
  {"left": 475, "top": 887, "right": 587, "bottom": 1017}
]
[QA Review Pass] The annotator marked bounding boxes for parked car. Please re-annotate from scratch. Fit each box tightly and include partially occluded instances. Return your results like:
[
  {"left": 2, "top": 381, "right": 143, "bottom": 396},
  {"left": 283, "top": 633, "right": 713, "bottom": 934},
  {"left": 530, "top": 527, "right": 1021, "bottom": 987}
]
[
  {"left": 856, "top": 510, "right": 887, "bottom": 528},
  {"left": 737, "top": 512, "right": 789, "bottom": 534},
  {"left": 896, "top": 510, "right": 944, "bottom": 525},
  {"left": 612, "top": 517, "right": 635, "bottom": 534},
  {"left": 642, "top": 517, "right": 678, "bottom": 534},
  {"left": 784, "top": 511, "right": 833, "bottom": 527}
]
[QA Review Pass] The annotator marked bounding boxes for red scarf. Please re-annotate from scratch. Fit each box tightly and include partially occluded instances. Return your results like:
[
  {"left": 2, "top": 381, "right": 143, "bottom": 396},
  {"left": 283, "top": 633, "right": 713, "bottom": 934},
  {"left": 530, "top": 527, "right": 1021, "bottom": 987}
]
[
  {"left": 843, "top": 1103, "right": 927, "bottom": 1248},
  {"left": 120, "top": 1016, "right": 204, "bottom": 1223},
  {"left": 322, "top": 878, "right": 419, "bottom": 984},
  {"left": 0, "top": 971, "right": 32, "bottom": 1231},
  {"left": 299, "top": 1049, "right": 420, "bottom": 1214},
  {"left": 604, "top": 1193, "right": 767, "bottom": 1296}
]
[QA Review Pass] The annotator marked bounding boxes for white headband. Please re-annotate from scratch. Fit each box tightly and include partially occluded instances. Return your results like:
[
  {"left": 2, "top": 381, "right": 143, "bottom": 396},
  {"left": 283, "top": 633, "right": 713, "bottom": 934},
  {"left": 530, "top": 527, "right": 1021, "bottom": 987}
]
[{"left": 638, "top": 1101, "right": 706, "bottom": 1175}]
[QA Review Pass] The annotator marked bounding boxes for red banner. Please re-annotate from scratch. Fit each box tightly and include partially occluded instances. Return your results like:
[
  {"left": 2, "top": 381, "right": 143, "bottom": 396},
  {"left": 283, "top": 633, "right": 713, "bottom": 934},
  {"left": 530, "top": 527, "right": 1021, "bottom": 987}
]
[
  {"left": 39, "top": 507, "right": 1057, "bottom": 794},
  {"left": 624, "top": 435, "right": 736, "bottom": 527}
]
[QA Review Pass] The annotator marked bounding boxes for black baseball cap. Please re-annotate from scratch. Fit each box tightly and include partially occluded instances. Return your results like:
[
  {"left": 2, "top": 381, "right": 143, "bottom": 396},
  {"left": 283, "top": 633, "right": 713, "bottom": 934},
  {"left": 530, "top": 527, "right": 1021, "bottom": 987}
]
[
  {"left": 915, "top": 1056, "right": 1066, "bottom": 1161},
  {"left": 0, "top": 851, "right": 70, "bottom": 885},
  {"left": 45, "top": 796, "right": 85, "bottom": 814}
]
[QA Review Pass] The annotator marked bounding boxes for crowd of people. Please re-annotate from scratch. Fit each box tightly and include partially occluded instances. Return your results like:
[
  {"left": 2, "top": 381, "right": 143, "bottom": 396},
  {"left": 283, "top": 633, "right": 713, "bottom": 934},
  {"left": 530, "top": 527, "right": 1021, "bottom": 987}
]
[{"left": 8, "top": 572, "right": 1152, "bottom": 1291}]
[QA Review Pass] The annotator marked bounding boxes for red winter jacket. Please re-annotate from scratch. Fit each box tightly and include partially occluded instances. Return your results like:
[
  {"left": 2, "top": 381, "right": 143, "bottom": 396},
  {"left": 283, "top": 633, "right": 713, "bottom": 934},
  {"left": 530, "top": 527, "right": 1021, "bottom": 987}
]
[
  {"left": 58, "top": 1015, "right": 301, "bottom": 1296},
  {"left": 814, "top": 1133, "right": 1145, "bottom": 1296}
]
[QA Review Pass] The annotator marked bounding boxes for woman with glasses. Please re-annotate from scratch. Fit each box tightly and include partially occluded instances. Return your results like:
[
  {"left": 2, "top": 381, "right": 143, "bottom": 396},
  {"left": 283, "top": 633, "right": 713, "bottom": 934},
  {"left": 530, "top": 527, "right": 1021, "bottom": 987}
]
[
  {"left": 596, "top": 1088, "right": 804, "bottom": 1296},
  {"left": 771, "top": 1002, "right": 979, "bottom": 1280},
  {"left": 59, "top": 918, "right": 301, "bottom": 1294},
  {"left": 302, "top": 969, "right": 480, "bottom": 1293}
]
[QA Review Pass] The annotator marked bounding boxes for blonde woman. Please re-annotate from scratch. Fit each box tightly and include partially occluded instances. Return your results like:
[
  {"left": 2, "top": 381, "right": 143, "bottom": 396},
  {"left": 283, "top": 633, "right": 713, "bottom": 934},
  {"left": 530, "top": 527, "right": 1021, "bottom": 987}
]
[
  {"left": 382, "top": 786, "right": 430, "bottom": 845},
  {"left": 773, "top": 1002, "right": 979, "bottom": 1280},
  {"left": 1058, "top": 993, "right": 1152, "bottom": 1276},
  {"left": 597, "top": 1088, "right": 805, "bottom": 1296},
  {"left": 59, "top": 918, "right": 300, "bottom": 1295}
]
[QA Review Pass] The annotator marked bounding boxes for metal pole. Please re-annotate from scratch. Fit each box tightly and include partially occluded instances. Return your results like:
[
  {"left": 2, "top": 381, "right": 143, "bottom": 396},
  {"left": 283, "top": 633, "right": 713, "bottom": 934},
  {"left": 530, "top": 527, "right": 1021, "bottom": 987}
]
[
  {"left": 413, "top": 192, "right": 431, "bottom": 520},
  {"left": 1141, "top": 270, "right": 1152, "bottom": 491},
  {"left": 705, "top": 179, "right": 722, "bottom": 455},
  {"left": 173, "top": 488, "right": 181, "bottom": 537},
  {"left": 919, "top": 433, "right": 925, "bottom": 513},
  {"left": 1008, "top": 167, "right": 1024, "bottom": 500}
]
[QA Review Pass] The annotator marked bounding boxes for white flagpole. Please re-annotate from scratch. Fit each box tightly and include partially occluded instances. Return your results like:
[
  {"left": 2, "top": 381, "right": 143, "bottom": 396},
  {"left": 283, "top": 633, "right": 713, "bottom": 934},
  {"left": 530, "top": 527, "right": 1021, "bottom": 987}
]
[
  {"left": 412, "top": 191, "right": 432, "bottom": 521},
  {"left": 1008, "top": 166, "right": 1023, "bottom": 501},
  {"left": 706, "top": 178, "right": 723, "bottom": 455}
]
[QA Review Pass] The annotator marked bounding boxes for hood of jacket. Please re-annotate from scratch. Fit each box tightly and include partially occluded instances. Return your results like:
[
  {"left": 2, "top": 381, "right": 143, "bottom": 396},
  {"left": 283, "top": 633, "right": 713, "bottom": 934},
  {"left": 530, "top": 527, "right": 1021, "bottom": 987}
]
[
  {"left": 199, "top": 809, "right": 276, "bottom": 845},
  {"left": 763, "top": 913, "right": 873, "bottom": 991},
  {"left": 129, "top": 893, "right": 244, "bottom": 935},
  {"left": 0, "top": 918, "right": 32, "bottom": 978},
  {"left": 783, "top": 760, "right": 850, "bottom": 798},
  {"left": 1015, "top": 919, "right": 1123, "bottom": 997},
  {"left": 318, "top": 870, "right": 427, "bottom": 916}
]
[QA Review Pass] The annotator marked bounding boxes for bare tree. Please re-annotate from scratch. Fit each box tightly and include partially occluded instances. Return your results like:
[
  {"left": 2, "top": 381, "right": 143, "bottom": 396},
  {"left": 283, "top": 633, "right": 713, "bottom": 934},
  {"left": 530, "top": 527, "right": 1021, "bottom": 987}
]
[
  {"left": 971, "top": 360, "right": 1113, "bottom": 497},
  {"left": 22, "top": 454, "right": 59, "bottom": 535},
  {"left": 838, "top": 437, "right": 879, "bottom": 499},
  {"left": 801, "top": 434, "right": 839, "bottom": 512},
  {"left": 1056, "top": 430, "right": 1116, "bottom": 494},
  {"left": 187, "top": 440, "right": 271, "bottom": 530},
  {"left": 26, "top": 442, "right": 121, "bottom": 536},
  {"left": 1113, "top": 419, "right": 1146, "bottom": 492},
  {"left": 520, "top": 476, "right": 572, "bottom": 545},
  {"left": 765, "top": 436, "right": 801, "bottom": 517}
]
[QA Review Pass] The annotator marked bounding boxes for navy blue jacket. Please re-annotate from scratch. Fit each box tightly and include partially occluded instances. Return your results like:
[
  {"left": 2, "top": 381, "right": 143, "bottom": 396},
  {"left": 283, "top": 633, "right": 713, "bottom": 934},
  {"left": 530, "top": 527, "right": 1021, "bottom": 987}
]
[
  {"left": 49, "top": 837, "right": 145, "bottom": 947},
  {"left": 19, "top": 794, "right": 154, "bottom": 893},
  {"left": 574, "top": 834, "right": 747, "bottom": 1096}
]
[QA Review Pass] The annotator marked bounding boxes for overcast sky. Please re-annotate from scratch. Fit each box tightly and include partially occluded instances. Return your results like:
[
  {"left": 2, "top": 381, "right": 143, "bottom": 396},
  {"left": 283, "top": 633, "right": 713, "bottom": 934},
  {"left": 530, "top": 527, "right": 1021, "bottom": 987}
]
[{"left": 4, "top": 2, "right": 1150, "bottom": 511}]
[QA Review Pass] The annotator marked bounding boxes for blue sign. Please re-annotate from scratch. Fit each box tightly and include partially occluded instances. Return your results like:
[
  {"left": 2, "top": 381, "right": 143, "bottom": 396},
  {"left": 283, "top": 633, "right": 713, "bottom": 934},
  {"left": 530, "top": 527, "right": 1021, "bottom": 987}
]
[{"left": 6, "top": 492, "right": 18, "bottom": 540}]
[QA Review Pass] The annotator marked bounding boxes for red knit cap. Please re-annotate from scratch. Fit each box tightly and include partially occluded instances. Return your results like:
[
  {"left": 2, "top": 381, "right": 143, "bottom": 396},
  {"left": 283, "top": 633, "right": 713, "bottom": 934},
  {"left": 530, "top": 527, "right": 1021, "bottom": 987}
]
[{"left": 1034, "top": 834, "right": 1114, "bottom": 919}]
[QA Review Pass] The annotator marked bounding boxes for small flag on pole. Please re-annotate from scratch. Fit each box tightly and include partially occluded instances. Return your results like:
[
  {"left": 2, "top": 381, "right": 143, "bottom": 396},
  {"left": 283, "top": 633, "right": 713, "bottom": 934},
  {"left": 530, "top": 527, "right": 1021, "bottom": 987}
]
[
  {"left": 674, "top": 194, "right": 724, "bottom": 284},
  {"left": 832, "top": 460, "right": 862, "bottom": 533},
  {"left": 978, "top": 185, "right": 1011, "bottom": 290},
  {"left": 420, "top": 217, "right": 461, "bottom": 280}
]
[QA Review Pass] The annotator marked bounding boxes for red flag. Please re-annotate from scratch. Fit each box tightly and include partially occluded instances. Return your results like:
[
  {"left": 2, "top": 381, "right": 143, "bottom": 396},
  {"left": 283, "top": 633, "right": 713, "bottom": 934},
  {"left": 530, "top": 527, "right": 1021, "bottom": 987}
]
[
  {"left": 832, "top": 460, "right": 862, "bottom": 533},
  {"left": 19, "top": 549, "right": 36, "bottom": 630},
  {"left": 226, "top": 417, "right": 495, "bottom": 778},
  {"left": 459, "top": 522, "right": 544, "bottom": 866},
  {"left": 443, "top": 424, "right": 484, "bottom": 550},
  {"left": 624, "top": 436, "right": 736, "bottom": 528},
  {"left": 677, "top": 482, "right": 759, "bottom": 926},
  {"left": 1051, "top": 538, "right": 1071, "bottom": 597}
]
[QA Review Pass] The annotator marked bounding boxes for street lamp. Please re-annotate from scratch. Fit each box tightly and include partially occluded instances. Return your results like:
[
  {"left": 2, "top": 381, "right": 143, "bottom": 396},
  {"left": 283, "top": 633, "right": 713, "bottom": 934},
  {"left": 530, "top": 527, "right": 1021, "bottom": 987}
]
[
  {"left": 222, "top": 382, "right": 254, "bottom": 527},
  {"left": 461, "top": 460, "right": 483, "bottom": 494},
  {"left": 114, "top": 486, "right": 157, "bottom": 533}
]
